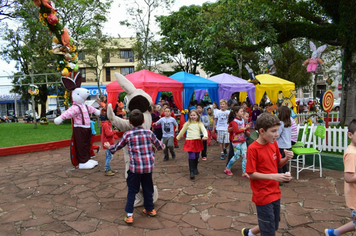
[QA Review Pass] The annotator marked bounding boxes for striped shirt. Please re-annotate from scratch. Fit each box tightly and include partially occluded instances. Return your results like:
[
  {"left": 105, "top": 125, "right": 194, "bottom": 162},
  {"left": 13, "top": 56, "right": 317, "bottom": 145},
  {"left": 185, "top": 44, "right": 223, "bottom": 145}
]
[
  {"left": 109, "top": 127, "right": 165, "bottom": 174},
  {"left": 290, "top": 118, "right": 298, "bottom": 142}
]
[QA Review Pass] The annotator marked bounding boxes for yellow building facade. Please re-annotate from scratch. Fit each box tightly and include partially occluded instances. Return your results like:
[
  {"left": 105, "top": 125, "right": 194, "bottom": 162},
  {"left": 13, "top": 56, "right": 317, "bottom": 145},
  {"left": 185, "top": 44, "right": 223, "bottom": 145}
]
[{"left": 78, "top": 38, "right": 137, "bottom": 87}]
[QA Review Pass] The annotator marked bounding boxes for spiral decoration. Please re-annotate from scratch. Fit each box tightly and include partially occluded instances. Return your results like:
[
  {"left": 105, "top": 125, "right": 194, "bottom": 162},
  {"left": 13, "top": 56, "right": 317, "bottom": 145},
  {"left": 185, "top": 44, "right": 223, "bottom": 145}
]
[{"left": 322, "top": 90, "right": 334, "bottom": 112}]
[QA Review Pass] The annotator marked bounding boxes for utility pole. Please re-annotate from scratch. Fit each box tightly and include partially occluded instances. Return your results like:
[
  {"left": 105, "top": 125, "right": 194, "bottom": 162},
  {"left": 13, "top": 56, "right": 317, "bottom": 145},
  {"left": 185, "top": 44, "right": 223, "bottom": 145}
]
[{"left": 29, "top": 42, "right": 37, "bottom": 129}]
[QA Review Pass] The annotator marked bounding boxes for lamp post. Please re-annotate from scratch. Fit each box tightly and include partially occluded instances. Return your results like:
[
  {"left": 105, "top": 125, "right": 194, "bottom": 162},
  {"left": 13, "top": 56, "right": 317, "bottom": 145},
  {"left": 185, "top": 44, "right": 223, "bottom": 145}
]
[
  {"left": 3, "top": 70, "right": 17, "bottom": 117},
  {"left": 28, "top": 83, "right": 38, "bottom": 129}
]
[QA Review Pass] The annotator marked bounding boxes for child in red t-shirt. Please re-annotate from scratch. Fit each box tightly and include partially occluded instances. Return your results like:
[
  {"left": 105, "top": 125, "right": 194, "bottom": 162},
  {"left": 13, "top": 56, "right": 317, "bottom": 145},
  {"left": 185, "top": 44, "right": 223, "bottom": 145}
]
[{"left": 242, "top": 113, "right": 293, "bottom": 236}]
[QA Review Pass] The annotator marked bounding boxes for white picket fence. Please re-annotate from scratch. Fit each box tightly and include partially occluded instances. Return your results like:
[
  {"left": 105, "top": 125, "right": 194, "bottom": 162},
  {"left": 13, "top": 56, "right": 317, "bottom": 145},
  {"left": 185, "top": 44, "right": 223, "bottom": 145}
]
[
  {"left": 296, "top": 111, "right": 340, "bottom": 125},
  {"left": 296, "top": 124, "right": 348, "bottom": 153}
]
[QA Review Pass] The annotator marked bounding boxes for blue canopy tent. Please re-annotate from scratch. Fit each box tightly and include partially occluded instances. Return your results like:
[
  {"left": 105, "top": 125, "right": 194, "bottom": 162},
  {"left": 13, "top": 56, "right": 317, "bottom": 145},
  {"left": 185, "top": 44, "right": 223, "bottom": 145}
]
[{"left": 169, "top": 71, "right": 219, "bottom": 125}]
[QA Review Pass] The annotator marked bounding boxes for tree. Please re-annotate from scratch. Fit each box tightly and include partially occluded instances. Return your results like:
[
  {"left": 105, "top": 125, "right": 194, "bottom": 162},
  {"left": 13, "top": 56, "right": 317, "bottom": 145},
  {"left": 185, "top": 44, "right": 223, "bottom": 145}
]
[
  {"left": 156, "top": 2, "right": 268, "bottom": 77},
  {"left": 197, "top": 0, "right": 354, "bottom": 124},
  {"left": 247, "top": 0, "right": 355, "bottom": 124},
  {"left": 200, "top": 1, "right": 277, "bottom": 76},
  {"left": 0, "top": 0, "right": 18, "bottom": 21},
  {"left": 1, "top": 1, "right": 59, "bottom": 118},
  {"left": 79, "top": 34, "right": 120, "bottom": 96},
  {"left": 119, "top": 0, "right": 175, "bottom": 70},
  {"left": 1, "top": 0, "right": 113, "bottom": 117},
  {"left": 156, "top": 5, "right": 206, "bottom": 74},
  {"left": 270, "top": 40, "right": 312, "bottom": 89}
]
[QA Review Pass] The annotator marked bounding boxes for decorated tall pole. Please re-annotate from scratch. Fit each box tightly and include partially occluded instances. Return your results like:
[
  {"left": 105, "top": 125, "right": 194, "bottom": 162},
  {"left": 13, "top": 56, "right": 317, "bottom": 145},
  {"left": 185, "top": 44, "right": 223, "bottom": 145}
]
[{"left": 33, "top": 0, "right": 79, "bottom": 91}]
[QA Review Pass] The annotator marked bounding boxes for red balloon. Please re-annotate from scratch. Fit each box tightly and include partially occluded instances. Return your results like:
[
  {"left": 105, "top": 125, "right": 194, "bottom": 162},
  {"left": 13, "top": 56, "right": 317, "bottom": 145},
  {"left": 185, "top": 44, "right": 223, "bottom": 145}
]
[{"left": 47, "top": 13, "right": 58, "bottom": 25}]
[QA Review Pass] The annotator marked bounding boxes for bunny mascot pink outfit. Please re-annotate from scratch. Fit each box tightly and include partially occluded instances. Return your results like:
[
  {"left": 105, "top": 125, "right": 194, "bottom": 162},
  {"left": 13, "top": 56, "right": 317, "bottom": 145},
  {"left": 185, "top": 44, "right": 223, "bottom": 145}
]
[
  {"left": 303, "top": 41, "right": 327, "bottom": 73},
  {"left": 54, "top": 73, "right": 101, "bottom": 169}
]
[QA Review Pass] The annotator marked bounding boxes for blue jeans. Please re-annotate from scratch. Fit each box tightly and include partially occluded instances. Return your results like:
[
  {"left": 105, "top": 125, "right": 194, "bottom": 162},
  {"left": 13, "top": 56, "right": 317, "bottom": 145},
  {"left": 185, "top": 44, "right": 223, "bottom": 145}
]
[
  {"left": 256, "top": 199, "right": 280, "bottom": 236},
  {"left": 226, "top": 142, "right": 247, "bottom": 172},
  {"left": 105, "top": 149, "right": 113, "bottom": 171}
]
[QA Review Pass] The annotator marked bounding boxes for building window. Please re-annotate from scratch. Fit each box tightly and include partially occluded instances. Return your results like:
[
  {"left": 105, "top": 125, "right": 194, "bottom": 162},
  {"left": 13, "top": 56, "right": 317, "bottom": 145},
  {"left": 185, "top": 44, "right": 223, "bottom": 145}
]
[
  {"left": 103, "top": 51, "right": 110, "bottom": 63},
  {"left": 79, "top": 68, "right": 86, "bottom": 82},
  {"left": 78, "top": 51, "right": 85, "bottom": 60},
  {"left": 120, "top": 67, "right": 134, "bottom": 76},
  {"left": 106, "top": 67, "right": 111, "bottom": 82},
  {"left": 121, "top": 50, "right": 134, "bottom": 59}
]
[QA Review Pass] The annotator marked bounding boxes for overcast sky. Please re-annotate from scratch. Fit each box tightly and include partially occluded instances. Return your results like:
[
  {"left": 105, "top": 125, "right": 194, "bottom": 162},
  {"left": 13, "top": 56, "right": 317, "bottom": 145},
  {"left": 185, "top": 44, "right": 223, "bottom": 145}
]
[{"left": 0, "top": 0, "right": 216, "bottom": 85}]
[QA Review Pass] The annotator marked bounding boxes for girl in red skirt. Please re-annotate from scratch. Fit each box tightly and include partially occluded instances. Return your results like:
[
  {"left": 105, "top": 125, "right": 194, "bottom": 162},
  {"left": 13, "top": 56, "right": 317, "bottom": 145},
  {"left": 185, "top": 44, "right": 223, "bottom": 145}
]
[{"left": 177, "top": 109, "right": 208, "bottom": 179}]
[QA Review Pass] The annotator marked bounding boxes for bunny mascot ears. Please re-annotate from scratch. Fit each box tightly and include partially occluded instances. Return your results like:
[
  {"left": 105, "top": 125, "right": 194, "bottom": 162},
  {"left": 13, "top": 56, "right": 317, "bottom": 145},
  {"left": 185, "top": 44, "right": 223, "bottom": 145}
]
[
  {"left": 310, "top": 41, "right": 327, "bottom": 58},
  {"left": 114, "top": 72, "right": 136, "bottom": 94},
  {"left": 61, "top": 73, "right": 82, "bottom": 91}
]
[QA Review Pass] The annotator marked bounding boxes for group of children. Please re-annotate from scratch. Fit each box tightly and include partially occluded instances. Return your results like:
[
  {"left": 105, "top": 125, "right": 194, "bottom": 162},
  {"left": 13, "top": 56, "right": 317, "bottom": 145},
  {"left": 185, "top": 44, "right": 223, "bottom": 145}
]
[{"left": 95, "top": 95, "right": 355, "bottom": 236}]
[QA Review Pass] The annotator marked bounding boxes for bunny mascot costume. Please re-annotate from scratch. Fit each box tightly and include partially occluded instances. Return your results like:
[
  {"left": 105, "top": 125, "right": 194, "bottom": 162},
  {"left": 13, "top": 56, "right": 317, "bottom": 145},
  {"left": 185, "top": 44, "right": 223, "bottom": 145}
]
[
  {"left": 54, "top": 74, "right": 101, "bottom": 169},
  {"left": 303, "top": 41, "right": 327, "bottom": 73},
  {"left": 106, "top": 72, "right": 158, "bottom": 207}
]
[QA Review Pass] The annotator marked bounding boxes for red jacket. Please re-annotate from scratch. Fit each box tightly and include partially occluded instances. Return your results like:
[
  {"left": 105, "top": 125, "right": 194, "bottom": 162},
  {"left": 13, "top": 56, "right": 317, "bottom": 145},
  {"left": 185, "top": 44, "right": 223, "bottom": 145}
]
[
  {"left": 101, "top": 120, "right": 117, "bottom": 148},
  {"left": 228, "top": 118, "right": 246, "bottom": 143}
]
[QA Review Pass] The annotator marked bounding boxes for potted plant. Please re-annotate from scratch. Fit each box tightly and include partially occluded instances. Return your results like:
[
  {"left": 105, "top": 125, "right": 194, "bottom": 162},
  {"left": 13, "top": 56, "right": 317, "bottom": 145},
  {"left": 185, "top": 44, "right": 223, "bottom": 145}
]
[{"left": 40, "top": 117, "right": 49, "bottom": 125}]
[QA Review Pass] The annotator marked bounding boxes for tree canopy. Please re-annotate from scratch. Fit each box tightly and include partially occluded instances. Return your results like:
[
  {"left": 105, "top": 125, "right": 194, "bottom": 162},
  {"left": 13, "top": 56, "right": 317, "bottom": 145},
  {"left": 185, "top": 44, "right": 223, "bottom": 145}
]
[
  {"left": 0, "top": 0, "right": 113, "bottom": 117},
  {"left": 119, "top": 0, "right": 175, "bottom": 70},
  {"left": 157, "top": 0, "right": 354, "bottom": 124}
]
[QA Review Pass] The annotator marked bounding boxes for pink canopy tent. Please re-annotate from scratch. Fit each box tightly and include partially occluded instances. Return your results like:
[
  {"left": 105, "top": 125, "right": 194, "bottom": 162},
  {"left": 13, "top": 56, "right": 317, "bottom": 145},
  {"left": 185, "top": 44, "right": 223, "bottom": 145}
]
[{"left": 106, "top": 70, "right": 184, "bottom": 116}]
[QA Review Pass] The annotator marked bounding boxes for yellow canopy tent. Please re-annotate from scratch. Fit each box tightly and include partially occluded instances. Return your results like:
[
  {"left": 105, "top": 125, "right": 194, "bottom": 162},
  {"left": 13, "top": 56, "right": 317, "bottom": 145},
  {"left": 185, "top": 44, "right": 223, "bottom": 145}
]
[{"left": 255, "top": 74, "right": 296, "bottom": 108}]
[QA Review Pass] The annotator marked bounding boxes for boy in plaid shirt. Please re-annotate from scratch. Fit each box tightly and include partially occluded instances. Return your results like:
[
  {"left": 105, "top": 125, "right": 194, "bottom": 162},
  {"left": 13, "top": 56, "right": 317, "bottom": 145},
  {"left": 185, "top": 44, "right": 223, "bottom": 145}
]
[{"left": 104, "top": 109, "right": 165, "bottom": 224}]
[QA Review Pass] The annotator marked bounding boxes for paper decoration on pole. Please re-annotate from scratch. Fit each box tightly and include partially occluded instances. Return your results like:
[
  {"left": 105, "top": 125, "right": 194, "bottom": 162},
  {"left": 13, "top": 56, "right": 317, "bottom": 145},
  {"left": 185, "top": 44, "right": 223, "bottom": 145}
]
[{"left": 33, "top": 0, "right": 79, "bottom": 82}]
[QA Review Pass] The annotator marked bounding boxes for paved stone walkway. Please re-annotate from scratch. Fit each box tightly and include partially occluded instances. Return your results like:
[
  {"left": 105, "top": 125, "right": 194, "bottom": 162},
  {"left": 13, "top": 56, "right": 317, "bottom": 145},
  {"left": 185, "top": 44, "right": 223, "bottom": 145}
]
[{"left": 0, "top": 139, "right": 353, "bottom": 236}]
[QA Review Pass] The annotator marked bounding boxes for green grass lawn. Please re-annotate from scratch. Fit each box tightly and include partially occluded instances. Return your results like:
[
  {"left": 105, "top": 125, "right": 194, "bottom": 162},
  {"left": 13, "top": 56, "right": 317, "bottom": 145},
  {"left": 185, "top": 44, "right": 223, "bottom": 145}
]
[{"left": 0, "top": 122, "right": 101, "bottom": 148}]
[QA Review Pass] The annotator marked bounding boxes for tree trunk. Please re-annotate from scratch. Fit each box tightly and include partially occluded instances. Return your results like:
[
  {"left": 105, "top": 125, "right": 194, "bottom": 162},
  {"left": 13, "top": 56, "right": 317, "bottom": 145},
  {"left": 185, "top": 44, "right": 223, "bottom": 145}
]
[{"left": 340, "top": 49, "right": 356, "bottom": 126}]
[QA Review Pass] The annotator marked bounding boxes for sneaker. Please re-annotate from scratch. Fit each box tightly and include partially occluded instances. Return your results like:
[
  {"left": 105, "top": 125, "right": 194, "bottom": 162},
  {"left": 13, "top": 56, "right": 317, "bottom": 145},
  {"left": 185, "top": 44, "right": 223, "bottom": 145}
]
[
  {"left": 143, "top": 209, "right": 157, "bottom": 216},
  {"left": 90, "top": 155, "right": 96, "bottom": 159},
  {"left": 124, "top": 215, "right": 133, "bottom": 224},
  {"left": 324, "top": 229, "right": 336, "bottom": 236},
  {"left": 220, "top": 154, "right": 225, "bottom": 160},
  {"left": 174, "top": 146, "right": 179, "bottom": 148},
  {"left": 241, "top": 228, "right": 250, "bottom": 236},
  {"left": 224, "top": 169, "right": 233, "bottom": 176},
  {"left": 163, "top": 156, "right": 169, "bottom": 161},
  {"left": 202, "top": 157, "right": 207, "bottom": 161},
  {"left": 97, "top": 146, "right": 101, "bottom": 153},
  {"left": 172, "top": 154, "right": 176, "bottom": 159},
  {"left": 105, "top": 169, "right": 116, "bottom": 176}
]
